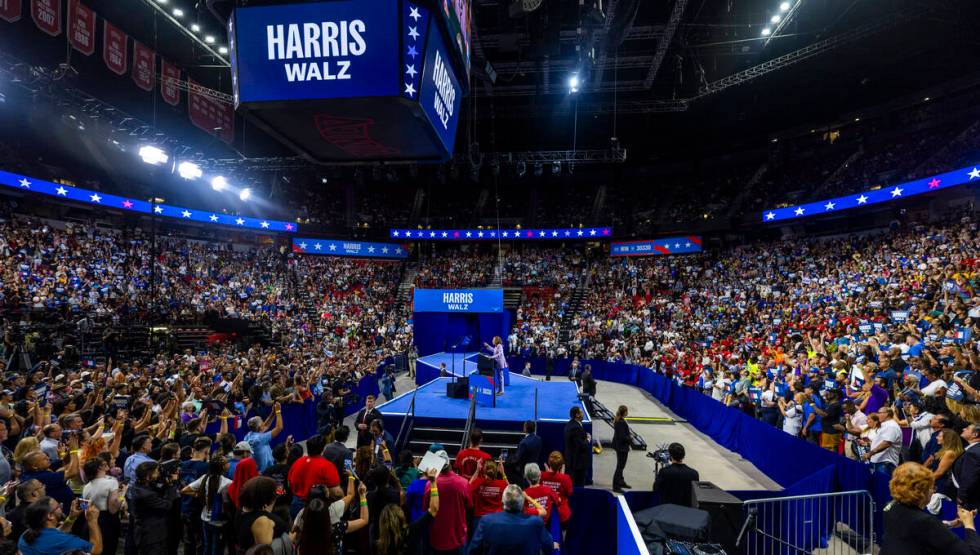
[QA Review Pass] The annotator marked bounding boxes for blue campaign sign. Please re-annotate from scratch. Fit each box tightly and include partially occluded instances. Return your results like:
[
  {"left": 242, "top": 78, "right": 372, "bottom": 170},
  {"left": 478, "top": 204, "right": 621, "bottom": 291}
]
[
  {"left": 468, "top": 373, "right": 495, "bottom": 406},
  {"left": 418, "top": 20, "right": 462, "bottom": 154},
  {"left": 292, "top": 238, "right": 408, "bottom": 259},
  {"left": 414, "top": 289, "right": 503, "bottom": 313},
  {"left": 232, "top": 0, "right": 399, "bottom": 104},
  {"left": 610, "top": 236, "right": 703, "bottom": 257}
]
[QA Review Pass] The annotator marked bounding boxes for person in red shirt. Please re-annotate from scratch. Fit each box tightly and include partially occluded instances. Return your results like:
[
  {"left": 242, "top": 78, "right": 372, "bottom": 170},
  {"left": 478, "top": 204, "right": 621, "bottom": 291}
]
[
  {"left": 469, "top": 458, "right": 508, "bottom": 523},
  {"left": 522, "top": 463, "right": 560, "bottom": 523},
  {"left": 423, "top": 450, "right": 473, "bottom": 554},
  {"left": 287, "top": 435, "right": 341, "bottom": 518},
  {"left": 539, "top": 451, "right": 573, "bottom": 525},
  {"left": 454, "top": 428, "right": 492, "bottom": 479}
]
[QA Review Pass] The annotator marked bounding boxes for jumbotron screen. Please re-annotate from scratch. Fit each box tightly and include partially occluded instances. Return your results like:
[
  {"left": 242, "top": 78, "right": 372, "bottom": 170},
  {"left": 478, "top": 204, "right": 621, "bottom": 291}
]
[{"left": 442, "top": 0, "right": 471, "bottom": 78}]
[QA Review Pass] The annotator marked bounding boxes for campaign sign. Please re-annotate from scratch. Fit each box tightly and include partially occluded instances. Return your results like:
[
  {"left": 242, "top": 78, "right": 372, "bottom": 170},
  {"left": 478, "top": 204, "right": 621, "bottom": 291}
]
[
  {"left": 468, "top": 373, "right": 495, "bottom": 406},
  {"left": 231, "top": 0, "right": 399, "bottom": 103},
  {"left": 413, "top": 289, "right": 503, "bottom": 313},
  {"left": 291, "top": 238, "right": 408, "bottom": 259},
  {"left": 611, "top": 236, "right": 702, "bottom": 257},
  {"left": 419, "top": 17, "right": 462, "bottom": 153}
]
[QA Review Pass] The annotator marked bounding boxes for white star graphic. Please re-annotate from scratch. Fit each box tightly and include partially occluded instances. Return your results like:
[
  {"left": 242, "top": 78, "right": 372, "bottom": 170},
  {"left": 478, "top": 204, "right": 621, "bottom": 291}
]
[
  {"left": 489, "top": 232, "right": 496, "bottom": 237},
  {"left": 564, "top": 230, "right": 571, "bottom": 236},
  {"left": 503, "top": 231, "right": 509, "bottom": 237},
  {"left": 368, "top": 246, "right": 375, "bottom": 253},
  {"left": 154, "top": 205, "right": 164, "bottom": 214},
  {"left": 890, "top": 187, "right": 903, "bottom": 197},
  {"left": 90, "top": 194, "right": 102, "bottom": 203},
  {"left": 589, "top": 229, "right": 597, "bottom": 236},
  {"left": 441, "top": 232, "right": 447, "bottom": 237},
  {"left": 209, "top": 214, "right": 219, "bottom": 222},
  {"left": 465, "top": 232, "right": 472, "bottom": 237},
  {"left": 794, "top": 207, "right": 805, "bottom": 216},
  {"left": 477, "top": 231, "right": 484, "bottom": 237},
  {"left": 314, "top": 243, "right": 322, "bottom": 250},
  {"left": 181, "top": 210, "right": 192, "bottom": 218},
  {"left": 299, "top": 242, "right": 307, "bottom": 250},
  {"left": 551, "top": 231, "right": 558, "bottom": 237},
  {"left": 393, "top": 230, "right": 400, "bottom": 237},
  {"left": 408, "top": 26, "right": 419, "bottom": 40},
  {"left": 539, "top": 231, "right": 545, "bottom": 237},
  {"left": 825, "top": 201, "right": 835, "bottom": 210},
  {"left": 674, "top": 243, "right": 681, "bottom": 249},
  {"left": 235, "top": 218, "right": 245, "bottom": 225},
  {"left": 395, "top": 248, "right": 402, "bottom": 254},
  {"left": 685, "top": 242, "right": 691, "bottom": 247},
  {"left": 404, "top": 83, "right": 416, "bottom": 97},
  {"left": 260, "top": 221, "right": 270, "bottom": 228},
  {"left": 381, "top": 247, "right": 389, "bottom": 253},
  {"left": 428, "top": 231, "right": 435, "bottom": 238},
  {"left": 765, "top": 212, "right": 775, "bottom": 220},
  {"left": 969, "top": 167, "right": 980, "bottom": 180},
  {"left": 405, "top": 231, "right": 412, "bottom": 237},
  {"left": 856, "top": 195, "right": 868, "bottom": 204},
  {"left": 55, "top": 186, "right": 67, "bottom": 196},
  {"left": 409, "top": 6, "right": 421, "bottom": 21},
  {"left": 18, "top": 178, "right": 30, "bottom": 188},
  {"left": 405, "top": 65, "right": 417, "bottom": 78},
  {"left": 328, "top": 244, "right": 337, "bottom": 251},
  {"left": 576, "top": 230, "right": 584, "bottom": 236}
]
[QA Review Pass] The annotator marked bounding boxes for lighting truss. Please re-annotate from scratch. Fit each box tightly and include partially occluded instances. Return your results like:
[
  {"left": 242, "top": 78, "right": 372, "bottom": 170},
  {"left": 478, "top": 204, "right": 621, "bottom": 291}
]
[{"left": 643, "top": 0, "right": 689, "bottom": 89}]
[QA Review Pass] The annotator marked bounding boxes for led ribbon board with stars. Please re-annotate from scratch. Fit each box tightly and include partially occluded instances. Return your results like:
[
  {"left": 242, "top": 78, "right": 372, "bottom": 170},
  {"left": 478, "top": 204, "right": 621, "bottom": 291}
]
[
  {"left": 389, "top": 227, "right": 613, "bottom": 241},
  {"left": 762, "top": 164, "right": 980, "bottom": 223},
  {"left": 292, "top": 238, "right": 408, "bottom": 259},
  {"left": 610, "top": 237, "right": 702, "bottom": 257},
  {"left": 0, "top": 169, "right": 298, "bottom": 233}
]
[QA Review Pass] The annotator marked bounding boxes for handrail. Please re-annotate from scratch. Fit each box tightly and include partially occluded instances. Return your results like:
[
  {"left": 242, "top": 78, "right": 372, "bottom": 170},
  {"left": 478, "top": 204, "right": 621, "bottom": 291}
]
[
  {"left": 394, "top": 386, "right": 419, "bottom": 455},
  {"left": 460, "top": 393, "right": 478, "bottom": 454}
]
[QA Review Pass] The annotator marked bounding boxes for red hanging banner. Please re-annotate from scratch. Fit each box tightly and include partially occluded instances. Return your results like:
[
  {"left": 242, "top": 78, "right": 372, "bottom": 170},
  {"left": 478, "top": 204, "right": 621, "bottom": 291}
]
[
  {"left": 0, "top": 0, "right": 23, "bottom": 23},
  {"left": 30, "top": 0, "right": 61, "bottom": 36},
  {"left": 160, "top": 59, "right": 181, "bottom": 106},
  {"left": 188, "top": 78, "right": 235, "bottom": 145},
  {"left": 67, "top": 0, "right": 95, "bottom": 56},
  {"left": 131, "top": 41, "right": 155, "bottom": 92},
  {"left": 102, "top": 20, "right": 127, "bottom": 75}
]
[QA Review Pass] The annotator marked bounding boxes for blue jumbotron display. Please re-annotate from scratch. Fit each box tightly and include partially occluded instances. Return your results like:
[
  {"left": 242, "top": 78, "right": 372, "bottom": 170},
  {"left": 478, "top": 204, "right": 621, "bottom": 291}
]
[
  {"left": 610, "top": 236, "right": 702, "bottom": 257},
  {"left": 413, "top": 288, "right": 503, "bottom": 313},
  {"left": 291, "top": 238, "right": 408, "bottom": 259},
  {"left": 0, "top": 169, "right": 298, "bottom": 233},
  {"left": 389, "top": 226, "right": 613, "bottom": 241},
  {"left": 762, "top": 164, "right": 980, "bottom": 223}
]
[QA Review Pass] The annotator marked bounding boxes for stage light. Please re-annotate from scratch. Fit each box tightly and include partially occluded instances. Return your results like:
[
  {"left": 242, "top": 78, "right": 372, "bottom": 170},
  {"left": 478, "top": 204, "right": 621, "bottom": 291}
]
[
  {"left": 138, "top": 145, "right": 169, "bottom": 165},
  {"left": 568, "top": 74, "right": 580, "bottom": 93},
  {"left": 780, "top": 1, "right": 791, "bottom": 11},
  {"left": 771, "top": 15, "right": 781, "bottom": 24},
  {"left": 761, "top": 27, "right": 771, "bottom": 36},
  {"left": 155, "top": 0, "right": 167, "bottom": 4},
  {"left": 218, "top": 46, "right": 228, "bottom": 55},
  {"left": 239, "top": 188, "right": 252, "bottom": 201},
  {"left": 205, "top": 35, "right": 216, "bottom": 44},
  {"left": 191, "top": 24, "right": 200, "bottom": 32},
  {"left": 177, "top": 161, "right": 202, "bottom": 180},
  {"left": 172, "top": 8, "right": 184, "bottom": 17},
  {"left": 321, "top": 177, "right": 328, "bottom": 184},
  {"left": 210, "top": 175, "right": 229, "bottom": 191}
]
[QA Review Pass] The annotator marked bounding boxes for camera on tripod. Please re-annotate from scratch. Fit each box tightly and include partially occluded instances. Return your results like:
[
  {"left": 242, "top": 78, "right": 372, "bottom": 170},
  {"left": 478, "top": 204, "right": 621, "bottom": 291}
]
[{"left": 647, "top": 443, "right": 671, "bottom": 465}]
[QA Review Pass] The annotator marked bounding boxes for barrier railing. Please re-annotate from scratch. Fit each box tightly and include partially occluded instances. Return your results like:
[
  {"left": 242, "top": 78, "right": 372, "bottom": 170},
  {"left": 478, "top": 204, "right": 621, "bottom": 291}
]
[
  {"left": 394, "top": 386, "right": 419, "bottom": 455},
  {"left": 738, "top": 490, "right": 876, "bottom": 555},
  {"left": 461, "top": 393, "right": 478, "bottom": 453}
]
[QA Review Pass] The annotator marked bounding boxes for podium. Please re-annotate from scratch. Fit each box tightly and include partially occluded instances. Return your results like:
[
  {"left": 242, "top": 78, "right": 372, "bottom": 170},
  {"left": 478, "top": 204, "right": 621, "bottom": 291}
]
[{"left": 477, "top": 354, "right": 495, "bottom": 375}]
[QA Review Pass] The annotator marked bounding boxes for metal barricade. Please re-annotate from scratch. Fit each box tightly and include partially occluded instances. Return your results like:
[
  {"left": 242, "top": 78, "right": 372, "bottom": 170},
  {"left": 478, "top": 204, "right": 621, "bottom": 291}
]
[{"left": 739, "top": 490, "right": 876, "bottom": 555}]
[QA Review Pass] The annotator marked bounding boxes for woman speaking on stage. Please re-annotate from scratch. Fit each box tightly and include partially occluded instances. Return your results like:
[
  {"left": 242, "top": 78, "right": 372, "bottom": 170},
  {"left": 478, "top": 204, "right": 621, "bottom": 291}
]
[{"left": 483, "top": 336, "right": 508, "bottom": 396}]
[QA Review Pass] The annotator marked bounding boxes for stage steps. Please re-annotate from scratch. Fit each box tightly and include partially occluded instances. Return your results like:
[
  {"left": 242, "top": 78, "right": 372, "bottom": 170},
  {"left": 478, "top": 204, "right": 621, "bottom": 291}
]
[
  {"left": 405, "top": 426, "right": 524, "bottom": 459},
  {"left": 558, "top": 267, "right": 591, "bottom": 343}
]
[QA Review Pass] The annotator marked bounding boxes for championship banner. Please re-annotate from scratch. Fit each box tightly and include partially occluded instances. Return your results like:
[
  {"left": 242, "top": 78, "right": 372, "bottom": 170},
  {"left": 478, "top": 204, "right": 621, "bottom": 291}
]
[
  {"left": 132, "top": 41, "right": 156, "bottom": 92},
  {"left": 68, "top": 0, "right": 96, "bottom": 56},
  {"left": 160, "top": 59, "right": 181, "bottom": 106},
  {"left": 31, "top": 0, "right": 61, "bottom": 36},
  {"left": 188, "top": 78, "right": 235, "bottom": 144},
  {"left": 0, "top": 0, "right": 23, "bottom": 23},
  {"left": 291, "top": 238, "right": 408, "bottom": 259},
  {"left": 610, "top": 236, "right": 703, "bottom": 257},
  {"left": 103, "top": 21, "right": 127, "bottom": 76},
  {"left": 413, "top": 289, "right": 503, "bottom": 313}
]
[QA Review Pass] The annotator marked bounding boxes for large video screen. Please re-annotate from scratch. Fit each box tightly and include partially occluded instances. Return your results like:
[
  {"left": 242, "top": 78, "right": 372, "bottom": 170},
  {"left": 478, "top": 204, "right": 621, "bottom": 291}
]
[{"left": 441, "top": 0, "right": 471, "bottom": 77}]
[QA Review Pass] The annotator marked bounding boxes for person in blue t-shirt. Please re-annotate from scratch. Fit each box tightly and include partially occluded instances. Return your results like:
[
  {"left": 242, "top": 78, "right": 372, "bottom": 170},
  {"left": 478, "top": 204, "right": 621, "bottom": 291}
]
[
  {"left": 244, "top": 402, "right": 283, "bottom": 472},
  {"left": 801, "top": 384, "right": 823, "bottom": 445},
  {"left": 18, "top": 496, "right": 102, "bottom": 555}
]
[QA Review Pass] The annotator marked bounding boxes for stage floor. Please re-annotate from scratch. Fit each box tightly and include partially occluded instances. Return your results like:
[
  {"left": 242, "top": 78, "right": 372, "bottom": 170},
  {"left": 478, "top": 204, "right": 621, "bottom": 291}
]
[{"left": 381, "top": 352, "right": 588, "bottom": 423}]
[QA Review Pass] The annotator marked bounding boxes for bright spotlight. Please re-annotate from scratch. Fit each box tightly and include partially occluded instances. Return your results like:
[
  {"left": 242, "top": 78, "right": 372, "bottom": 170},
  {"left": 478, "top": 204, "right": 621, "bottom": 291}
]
[
  {"left": 239, "top": 188, "right": 252, "bottom": 201},
  {"left": 568, "top": 74, "right": 580, "bottom": 93},
  {"left": 761, "top": 27, "right": 771, "bottom": 36},
  {"left": 218, "top": 46, "right": 229, "bottom": 55},
  {"left": 138, "top": 145, "right": 169, "bottom": 165},
  {"left": 172, "top": 8, "right": 183, "bottom": 17},
  {"left": 191, "top": 23, "right": 200, "bottom": 32},
  {"left": 177, "top": 161, "right": 202, "bottom": 180},
  {"left": 210, "top": 176, "right": 229, "bottom": 191},
  {"left": 780, "top": 1, "right": 791, "bottom": 11},
  {"left": 771, "top": 15, "right": 781, "bottom": 24},
  {"left": 205, "top": 35, "right": 216, "bottom": 44}
]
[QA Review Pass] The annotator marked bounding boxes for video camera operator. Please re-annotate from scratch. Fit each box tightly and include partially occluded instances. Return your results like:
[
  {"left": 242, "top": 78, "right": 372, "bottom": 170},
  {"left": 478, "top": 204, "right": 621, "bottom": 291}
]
[
  {"left": 127, "top": 460, "right": 180, "bottom": 555},
  {"left": 652, "top": 443, "right": 700, "bottom": 507}
]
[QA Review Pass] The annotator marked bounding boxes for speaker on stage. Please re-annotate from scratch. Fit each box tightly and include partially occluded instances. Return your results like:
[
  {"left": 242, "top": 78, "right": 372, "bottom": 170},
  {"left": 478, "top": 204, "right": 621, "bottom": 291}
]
[
  {"left": 446, "top": 378, "right": 469, "bottom": 399},
  {"left": 692, "top": 481, "right": 743, "bottom": 554}
]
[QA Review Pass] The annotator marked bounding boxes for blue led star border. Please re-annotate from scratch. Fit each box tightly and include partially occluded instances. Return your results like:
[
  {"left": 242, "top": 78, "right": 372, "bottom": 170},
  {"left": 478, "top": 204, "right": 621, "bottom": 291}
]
[
  {"left": 389, "top": 227, "right": 613, "bottom": 240},
  {"left": 292, "top": 238, "right": 408, "bottom": 259},
  {"left": 401, "top": 3, "right": 430, "bottom": 101},
  {"left": 0, "top": 169, "right": 298, "bottom": 233},
  {"left": 762, "top": 164, "right": 980, "bottom": 223},
  {"left": 610, "top": 236, "right": 702, "bottom": 257}
]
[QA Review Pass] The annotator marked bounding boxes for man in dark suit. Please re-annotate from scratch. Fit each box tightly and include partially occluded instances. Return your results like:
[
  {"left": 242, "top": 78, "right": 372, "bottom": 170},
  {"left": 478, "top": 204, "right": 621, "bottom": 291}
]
[
  {"left": 354, "top": 395, "right": 383, "bottom": 447},
  {"left": 322, "top": 425, "right": 352, "bottom": 473},
  {"left": 953, "top": 423, "right": 980, "bottom": 510},
  {"left": 654, "top": 443, "right": 700, "bottom": 507},
  {"left": 564, "top": 406, "right": 591, "bottom": 486},
  {"left": 509, "top": 420, "right": 542, "bottom": 485},
  {"left": 581, "top": 365, "right": 597, "bottom": 413}
]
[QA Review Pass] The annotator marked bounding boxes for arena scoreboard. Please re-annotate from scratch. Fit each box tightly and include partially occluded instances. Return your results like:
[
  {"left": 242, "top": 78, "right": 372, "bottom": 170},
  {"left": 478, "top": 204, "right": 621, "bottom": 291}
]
[{"left": 229, "top": 0, "right": 468, "bottom": 162}]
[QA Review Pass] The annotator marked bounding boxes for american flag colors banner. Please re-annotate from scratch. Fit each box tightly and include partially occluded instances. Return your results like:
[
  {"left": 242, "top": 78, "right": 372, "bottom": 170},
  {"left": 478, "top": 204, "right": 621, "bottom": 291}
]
[
  {"left": 291, "top": 238, "right": 408, "bottom": 259},
  {"left": 132, "top": 41, "right": 156, "bottom": 92},
  {"left": 68, "top": 0, "right": 96, "bottom": 56},
  {"left": 610, "top": 236, "right": 702, "bottom": 257},
  {"left": 390, "top": 226, "right": 613, "bottom": 241},
  {"left": 103, "top": 20, "right": 127, "bottom": 76},
  {"left": 31, "top": 0, "right": 60, "bottom": 36},
  {"left": 0, "top": 169, "right": 298, "bottom": 234},
  {"left": 1, "top": 0, "right": 23, "bottom": 22},
  {"left": 763, "top": 163, "right": 980, "bottom": 223}
]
